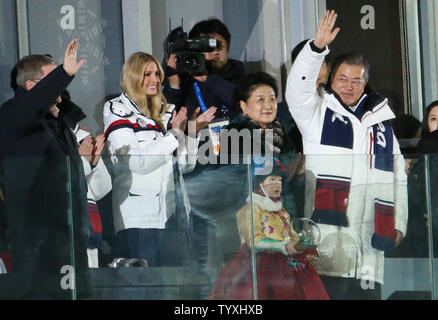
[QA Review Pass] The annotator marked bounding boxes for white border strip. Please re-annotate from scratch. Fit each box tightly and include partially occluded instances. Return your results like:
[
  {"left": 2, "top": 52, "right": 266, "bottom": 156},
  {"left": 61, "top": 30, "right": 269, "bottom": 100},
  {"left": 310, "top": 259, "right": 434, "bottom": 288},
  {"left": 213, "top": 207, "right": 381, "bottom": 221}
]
[{"left": 16, "top": 0, "right": 29, "bottom": 58}]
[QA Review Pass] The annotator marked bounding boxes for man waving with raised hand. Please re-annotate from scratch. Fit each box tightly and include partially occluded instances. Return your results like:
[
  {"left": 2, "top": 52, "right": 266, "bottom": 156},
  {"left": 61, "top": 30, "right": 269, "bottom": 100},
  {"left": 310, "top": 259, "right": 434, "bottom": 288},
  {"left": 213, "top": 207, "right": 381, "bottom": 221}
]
[
  {"left": 286, "top": 11, "right": 408, "bottom": 300},
  {"left": 0, "top": 39, "right": 91, "bottom": 300}
]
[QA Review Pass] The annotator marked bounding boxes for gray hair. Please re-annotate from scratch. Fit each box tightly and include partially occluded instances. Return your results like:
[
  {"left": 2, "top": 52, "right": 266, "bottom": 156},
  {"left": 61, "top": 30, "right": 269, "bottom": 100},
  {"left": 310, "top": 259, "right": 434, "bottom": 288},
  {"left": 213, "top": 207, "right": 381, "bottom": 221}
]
[
  {"left": 330, "top": 52, "right": 370, "bottom": 83},
  {"left": 15, "top": 55, "right": 56, "bottom": 89}
]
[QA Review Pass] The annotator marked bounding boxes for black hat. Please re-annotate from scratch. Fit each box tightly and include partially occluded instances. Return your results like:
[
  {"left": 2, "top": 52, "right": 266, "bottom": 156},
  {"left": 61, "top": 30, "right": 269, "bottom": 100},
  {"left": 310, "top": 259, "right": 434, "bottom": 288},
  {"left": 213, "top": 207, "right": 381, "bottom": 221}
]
[{"left": 252, "top": 157, "right": 288, "bottom": 189}]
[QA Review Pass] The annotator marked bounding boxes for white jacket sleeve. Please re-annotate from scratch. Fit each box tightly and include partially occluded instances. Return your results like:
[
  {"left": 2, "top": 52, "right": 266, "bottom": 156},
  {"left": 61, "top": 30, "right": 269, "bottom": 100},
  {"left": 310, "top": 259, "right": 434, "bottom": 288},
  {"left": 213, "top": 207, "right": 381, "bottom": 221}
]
[
  {"left": 285, "top": 40, "right": 329, "bottom": 135},
  {"left": 392, "top": 136, "right": 408, "bottom": 236},
  {"left": 175, "top": 121, "right": 200, "bottom": 174},
  {"left": 103, "top": 101, "right": 180, "bottom": 175},
  {"left": 81, "top": 156, "right": 93, "bottom": 177},
  {"left": 86, "top": 158, "right": 112, "bottom": 201},
  {"left": 0, "top": 259, "right": 7, "bottom": 274}
]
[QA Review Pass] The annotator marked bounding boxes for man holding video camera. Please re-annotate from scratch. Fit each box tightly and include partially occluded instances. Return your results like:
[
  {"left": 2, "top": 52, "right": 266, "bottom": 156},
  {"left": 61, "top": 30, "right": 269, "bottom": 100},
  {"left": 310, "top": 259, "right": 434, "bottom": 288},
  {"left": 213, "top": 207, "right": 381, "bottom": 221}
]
[{"left": 163, "top": 18, "right": 244, "bottom": 121}]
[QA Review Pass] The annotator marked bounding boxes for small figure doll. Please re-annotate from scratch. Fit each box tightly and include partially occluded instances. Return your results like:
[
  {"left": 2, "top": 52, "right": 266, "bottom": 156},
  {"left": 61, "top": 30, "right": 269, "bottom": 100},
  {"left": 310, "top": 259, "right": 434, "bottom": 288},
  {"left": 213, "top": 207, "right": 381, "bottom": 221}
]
[{"left": 208, "top": 159, "right": 329, "bottom": 300}]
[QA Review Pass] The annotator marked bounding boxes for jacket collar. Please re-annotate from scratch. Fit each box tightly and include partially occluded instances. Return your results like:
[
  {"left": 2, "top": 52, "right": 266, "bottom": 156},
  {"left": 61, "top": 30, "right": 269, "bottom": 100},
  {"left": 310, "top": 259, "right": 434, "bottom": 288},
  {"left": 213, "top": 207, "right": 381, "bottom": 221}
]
[
  {"left": 120, "top": 92, "right": 174, "bottom": 116},
  {"left": 248, "top": 184, "right": 283, "bottom": 212},
  {"left": 120, "top": 93, "right": 143, "bottom": 115},
  {"left": 324, "top": 87, "right": 395, "bottom": 126}
]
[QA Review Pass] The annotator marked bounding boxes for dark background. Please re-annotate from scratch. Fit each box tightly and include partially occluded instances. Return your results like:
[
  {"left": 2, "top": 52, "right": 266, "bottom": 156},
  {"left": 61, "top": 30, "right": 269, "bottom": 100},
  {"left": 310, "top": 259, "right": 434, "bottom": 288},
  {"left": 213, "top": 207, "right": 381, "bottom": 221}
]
[{"left": 326, "top": 0, "right": 405, "bottom": 116}]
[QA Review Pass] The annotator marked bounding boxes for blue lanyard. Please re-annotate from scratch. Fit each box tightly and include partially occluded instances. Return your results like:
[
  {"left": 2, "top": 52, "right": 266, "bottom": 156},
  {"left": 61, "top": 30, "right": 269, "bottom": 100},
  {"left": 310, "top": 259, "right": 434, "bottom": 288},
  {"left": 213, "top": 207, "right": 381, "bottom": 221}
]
[{"left": 193, "top": 81, "right": 208, "bottom": 113}]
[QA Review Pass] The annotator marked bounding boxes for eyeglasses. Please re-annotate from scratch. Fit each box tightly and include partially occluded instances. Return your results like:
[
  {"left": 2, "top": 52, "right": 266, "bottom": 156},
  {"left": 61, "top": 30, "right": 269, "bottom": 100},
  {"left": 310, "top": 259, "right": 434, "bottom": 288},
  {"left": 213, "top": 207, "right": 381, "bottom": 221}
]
[{"left": 335, "top": 77, "right": 365, "bottom": 88}]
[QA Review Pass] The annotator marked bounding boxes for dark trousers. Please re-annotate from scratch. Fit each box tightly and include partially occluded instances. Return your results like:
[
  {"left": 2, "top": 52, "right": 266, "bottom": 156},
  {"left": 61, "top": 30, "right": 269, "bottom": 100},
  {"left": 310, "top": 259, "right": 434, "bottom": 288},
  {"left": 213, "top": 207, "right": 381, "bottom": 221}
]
[
  {"left": 320, "top": 275, "right": 382, "bottom": 300},
  {"left": 115, "top": 211, "right": 194, "bottom": 267},
  {"left": 115, "top": 228, "right": 164, "bottom": 267}
]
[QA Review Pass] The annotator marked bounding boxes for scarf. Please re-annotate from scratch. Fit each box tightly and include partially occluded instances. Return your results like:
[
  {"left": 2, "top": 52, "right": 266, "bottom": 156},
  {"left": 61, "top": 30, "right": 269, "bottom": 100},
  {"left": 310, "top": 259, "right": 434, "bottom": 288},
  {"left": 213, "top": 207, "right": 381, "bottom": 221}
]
[
  {"left": 226, "top": 114, "right": 293, "bottom": 155},
  {"left": 311, "top": 120, "right": 397, "bottom": 253},
  {"left": 87, "top": 201, "right": 103, "bottom": 249},
  {"left": 251, "top": 184, "right": 283, "bottom": 212}
]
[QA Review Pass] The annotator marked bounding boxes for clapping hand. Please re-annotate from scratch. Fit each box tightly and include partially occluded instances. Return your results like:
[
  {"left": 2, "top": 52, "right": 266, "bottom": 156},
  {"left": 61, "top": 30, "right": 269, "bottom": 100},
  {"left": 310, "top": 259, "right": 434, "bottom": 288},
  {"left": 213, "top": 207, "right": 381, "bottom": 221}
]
[
  {"left": 314, "top": 10, "right": 341, "bottom": 50},
  {"left": 190, "top": 107, "right": 217, "bottom": 134},
  {"left": 91, "top": 134, "right": 105, "bottom": 167},
  {"left": 63, "top": 39, "right": 86, "bottom": 76},
  {"left": 78, "top": 127, "right": 105, "bottom": 166},
  {"left": 78, "top": 135, "right": 93, "bottom": 164},
  {"left": 171, "top": 107, "right": 188, "bottom": 133}
]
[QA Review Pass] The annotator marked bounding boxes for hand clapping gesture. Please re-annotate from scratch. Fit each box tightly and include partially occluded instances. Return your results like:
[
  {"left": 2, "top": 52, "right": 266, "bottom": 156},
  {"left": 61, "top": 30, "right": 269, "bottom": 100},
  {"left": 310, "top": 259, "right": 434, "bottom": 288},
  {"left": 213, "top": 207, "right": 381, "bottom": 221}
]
[
  {"left": 171, "top": 107, "right": 188, "bottom": 133},
  {"left": 314, "top": 10, "right": 341, "bottom": 50},
  {"left": 63, "top": 39, "right": 86, "bottom": 76},
  {"left": 91, "top": 134, "right": 106, "bottom": 167},
  {"left": 78, "top": 135, "right": 94, "bottom": 164},
  {"left": 191, "top": 106, "right": 217, "bottom": 134},
  {"left": 78, "top": 128, "right": 105, "bottom": 166}
]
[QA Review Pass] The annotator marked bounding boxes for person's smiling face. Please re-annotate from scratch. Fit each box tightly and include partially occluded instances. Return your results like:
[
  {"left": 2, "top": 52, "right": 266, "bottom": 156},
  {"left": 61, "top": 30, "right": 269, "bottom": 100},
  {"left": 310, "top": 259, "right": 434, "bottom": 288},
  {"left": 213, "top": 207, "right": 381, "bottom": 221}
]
[
  {"left": 240, "top": 85, "right": 277, "bottom": 128},
  {"left": 142, "top": 62, "right": 161, "bottom": 96},
  {"left": 331, "top": 63, "right": 367, "bottom": 107}
]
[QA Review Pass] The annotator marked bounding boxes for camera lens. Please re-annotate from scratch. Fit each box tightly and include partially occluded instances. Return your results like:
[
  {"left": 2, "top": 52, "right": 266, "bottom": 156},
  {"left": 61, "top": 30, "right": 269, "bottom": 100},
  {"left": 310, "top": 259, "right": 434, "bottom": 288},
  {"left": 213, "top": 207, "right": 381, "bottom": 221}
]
[
  {"left": 183, "top": 55, "right": 200, "bottom": 69},
  {"left": 180, "top": 53, "right": 206, "bottom": 74}
]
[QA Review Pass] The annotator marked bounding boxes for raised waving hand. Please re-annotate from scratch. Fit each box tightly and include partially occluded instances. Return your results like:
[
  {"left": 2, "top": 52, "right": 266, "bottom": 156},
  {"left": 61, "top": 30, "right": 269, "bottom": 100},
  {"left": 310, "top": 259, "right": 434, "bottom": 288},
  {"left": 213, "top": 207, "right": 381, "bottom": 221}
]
[
  {"left": 314, "top": 10, "right": 341, "bottom": 50},
  {"left": 63, "top": 39, "right": 86, "bottom": 76}
]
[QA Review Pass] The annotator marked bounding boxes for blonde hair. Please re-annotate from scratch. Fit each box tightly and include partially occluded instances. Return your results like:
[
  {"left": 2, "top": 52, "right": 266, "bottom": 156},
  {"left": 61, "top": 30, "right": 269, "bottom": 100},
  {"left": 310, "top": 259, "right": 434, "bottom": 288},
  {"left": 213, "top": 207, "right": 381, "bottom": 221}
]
[{"left": 120, "top": 52, "right": 167, "bottom": 129}]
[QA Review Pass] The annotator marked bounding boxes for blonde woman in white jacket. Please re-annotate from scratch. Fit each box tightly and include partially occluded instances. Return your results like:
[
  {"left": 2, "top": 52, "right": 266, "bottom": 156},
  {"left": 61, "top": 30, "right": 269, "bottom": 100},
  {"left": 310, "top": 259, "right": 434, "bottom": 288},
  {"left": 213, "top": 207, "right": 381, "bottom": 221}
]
[{"left": 103, "top": 52, "right": 215, "bottom": 266}]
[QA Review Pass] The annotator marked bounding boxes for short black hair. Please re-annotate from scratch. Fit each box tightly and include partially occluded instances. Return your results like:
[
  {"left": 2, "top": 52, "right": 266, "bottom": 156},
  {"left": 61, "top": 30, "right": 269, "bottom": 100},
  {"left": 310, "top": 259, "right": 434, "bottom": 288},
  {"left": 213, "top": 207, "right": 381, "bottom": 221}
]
[
  {"left": 421, "top": 100, "right": 438, "bottom": 137},
  {"left": 189, "top": 18, "right": 231, "bottom": 49},
  {"left": 291, "top": 40, "right": 308, "bottom": 65},
  {"left": 233, "top": 72, "right": 278, "bottom": 113},
  {"left": 391, "top": 114, "right": 421, "bottom": 140},
  {"left": 253, "top": 158, "right": 288, "bottom": 191}
]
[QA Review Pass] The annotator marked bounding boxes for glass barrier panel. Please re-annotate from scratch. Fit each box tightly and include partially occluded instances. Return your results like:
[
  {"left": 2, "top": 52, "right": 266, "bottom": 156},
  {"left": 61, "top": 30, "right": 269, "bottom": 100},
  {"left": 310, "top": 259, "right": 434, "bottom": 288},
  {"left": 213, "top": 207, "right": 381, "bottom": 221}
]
[
  {"left": 385, "top": 153, "right": 434, "bottom": 300},
  {"left": 79, "top": 155, "right": 252, "bottom": 300},
  {"left": 0, "top": 0, "right": 18, "bottom": 103},
  {"left": 427, "top": 153, "right": 438, "bottom": 300},
  {"left": 0, "top": 153, "right": 435, "bottom": 300},
  {"left": 0, "top": 155, "right": 85, "bottom": 300},
  {"left": 247, "top": 154, "right": 434, "bottom": 300}
]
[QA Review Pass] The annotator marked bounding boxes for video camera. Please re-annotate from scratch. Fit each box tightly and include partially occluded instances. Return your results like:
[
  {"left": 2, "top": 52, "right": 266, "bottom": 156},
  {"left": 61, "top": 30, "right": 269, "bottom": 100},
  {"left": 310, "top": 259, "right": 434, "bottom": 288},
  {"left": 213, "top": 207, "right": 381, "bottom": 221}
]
[{"left": 166, "top": 27, "right": 217, "bottom": 75}]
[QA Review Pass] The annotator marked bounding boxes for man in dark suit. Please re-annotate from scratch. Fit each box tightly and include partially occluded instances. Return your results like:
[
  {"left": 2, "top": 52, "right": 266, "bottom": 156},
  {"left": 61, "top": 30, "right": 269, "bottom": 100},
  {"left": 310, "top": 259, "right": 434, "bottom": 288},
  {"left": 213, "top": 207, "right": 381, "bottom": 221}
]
[{"left": 0, "top": 39, "right": 90, "bottom": 299}]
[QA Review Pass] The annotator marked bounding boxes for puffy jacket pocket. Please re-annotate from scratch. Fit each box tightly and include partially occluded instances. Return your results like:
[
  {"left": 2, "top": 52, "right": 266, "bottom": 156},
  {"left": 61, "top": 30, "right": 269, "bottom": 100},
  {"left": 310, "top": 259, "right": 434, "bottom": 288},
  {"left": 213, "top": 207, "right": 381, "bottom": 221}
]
[{"left": 120, "top": 192, "right": 161, "bottom": 218}]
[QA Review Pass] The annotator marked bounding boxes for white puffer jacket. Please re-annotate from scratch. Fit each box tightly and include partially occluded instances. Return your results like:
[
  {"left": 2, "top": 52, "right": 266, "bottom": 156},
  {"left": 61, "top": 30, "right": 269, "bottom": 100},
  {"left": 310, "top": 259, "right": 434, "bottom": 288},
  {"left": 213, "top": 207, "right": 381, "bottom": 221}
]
[
  {"left": 103, "top": 93, "right": 197, "bottom": 232},
  {"left": 285, "top": 40, "right": 408, "bottom": 284}
]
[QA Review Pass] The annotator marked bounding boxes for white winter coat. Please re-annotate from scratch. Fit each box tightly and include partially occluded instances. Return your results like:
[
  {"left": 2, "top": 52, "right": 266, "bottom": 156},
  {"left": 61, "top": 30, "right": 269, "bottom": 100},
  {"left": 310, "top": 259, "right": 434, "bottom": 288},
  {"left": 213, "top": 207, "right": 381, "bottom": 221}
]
[
  {"left": 81, "top": 157, "right": 112, "bottom": 203},
  {"left": 285, "top": 41, "right": 408, "bottom": 284},
  {"left": 103, "top": 93, "right": 197, "bottom": 232}
]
